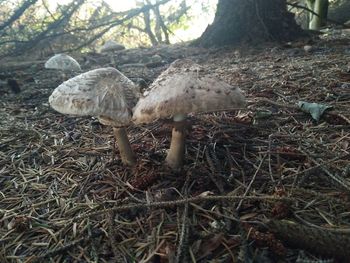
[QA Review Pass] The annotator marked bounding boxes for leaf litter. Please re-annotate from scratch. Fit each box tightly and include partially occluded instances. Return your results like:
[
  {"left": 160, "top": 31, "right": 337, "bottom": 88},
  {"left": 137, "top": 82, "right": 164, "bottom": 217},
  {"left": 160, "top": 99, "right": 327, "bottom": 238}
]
[{"left": 0, "top": 36, "right": 350, "bottom": 262}]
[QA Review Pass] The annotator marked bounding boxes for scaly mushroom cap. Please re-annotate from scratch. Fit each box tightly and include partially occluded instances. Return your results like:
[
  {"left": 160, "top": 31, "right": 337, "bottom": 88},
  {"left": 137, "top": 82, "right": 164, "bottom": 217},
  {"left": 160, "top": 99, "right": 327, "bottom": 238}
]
[
  {"left": 49, "top": 67, "right": 139, "bottom": 127},
  {"left": 132, "top": 59, "right": 246, "bottom": 124},
  {"left": 45, "top": 54, "right": 81, "bottom": 71},
  {"left": 100, "top": 40, "right": 125, "bottom": 53}
]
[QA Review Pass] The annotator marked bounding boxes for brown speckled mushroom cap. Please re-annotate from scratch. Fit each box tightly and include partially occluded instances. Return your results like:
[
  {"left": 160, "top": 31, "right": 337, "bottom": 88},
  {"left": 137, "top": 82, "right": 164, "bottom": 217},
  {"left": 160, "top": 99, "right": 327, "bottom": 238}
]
[
  {"left": 100, "top": 40, "right": 125, "bottom": 53},
  {"left": 132, "top": 59, "right": 246, "bottom": 124},
  {"left": 49, "top": 67, "right": 139, "bottom": 127},
  {"left": 45, "top": 54, "right": 81, "bottom": 71}
]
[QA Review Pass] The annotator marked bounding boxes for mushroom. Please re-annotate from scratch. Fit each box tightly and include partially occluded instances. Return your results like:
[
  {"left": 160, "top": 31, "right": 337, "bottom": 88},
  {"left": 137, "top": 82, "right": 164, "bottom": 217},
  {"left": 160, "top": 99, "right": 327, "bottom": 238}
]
[
  {"left": 45, "top": 53, "right": 81, "bottom": 81},
  {"left": 132, "top": 59, "right": 246, "bottom": 170},
  {"left": 49, "top": 67, "right": 140, "bottom": 166},
  {"left": 45, "top": 53, "right": 81, "bottom": 72},
  {"left": 100, "top": 40, "right": 125, "bottom": 66}
]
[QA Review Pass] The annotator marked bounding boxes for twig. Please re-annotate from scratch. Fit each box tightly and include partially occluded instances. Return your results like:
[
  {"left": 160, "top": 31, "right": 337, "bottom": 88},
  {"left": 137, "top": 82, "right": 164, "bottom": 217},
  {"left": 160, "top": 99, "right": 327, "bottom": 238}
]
[
  {"left": 236, "top": 154, "right": 267, "bottom": 211},
  {"left": 60, "top": 195, "right": 292, "bottom": 225},
  {"left": 31, "top": 229, "right": 104, "bottom": 262},
  {"left": 175, "top": 180, "right": 190, "bottom": 263},
  {"left": 299, "top": 148, "right": 350, "bottom": 191}
]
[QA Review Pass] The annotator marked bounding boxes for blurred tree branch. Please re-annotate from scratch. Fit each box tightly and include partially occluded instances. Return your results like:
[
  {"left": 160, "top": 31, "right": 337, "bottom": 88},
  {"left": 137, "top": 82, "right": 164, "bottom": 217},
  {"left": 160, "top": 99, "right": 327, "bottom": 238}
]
[
  {"left": 10, "top": 0, "right": 86, "bottom": 56},
  {"left": 67, "top": 0, "right": 172, "bottom": 52},
  {"left": 0, "top": 0, "right": 176, "bottom": 57},
  {"left": 287, "top": 1, "right": 346, "bottom": 26},
  {"left": 0, "top": 0, "right": 39, "bottom": 32}
]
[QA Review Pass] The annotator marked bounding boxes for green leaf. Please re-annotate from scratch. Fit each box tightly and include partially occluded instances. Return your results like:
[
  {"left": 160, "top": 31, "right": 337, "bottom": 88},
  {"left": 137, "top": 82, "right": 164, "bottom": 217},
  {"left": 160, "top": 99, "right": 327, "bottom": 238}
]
[{"left": 297, "top": 101, "right": 332, "bottom": 121}]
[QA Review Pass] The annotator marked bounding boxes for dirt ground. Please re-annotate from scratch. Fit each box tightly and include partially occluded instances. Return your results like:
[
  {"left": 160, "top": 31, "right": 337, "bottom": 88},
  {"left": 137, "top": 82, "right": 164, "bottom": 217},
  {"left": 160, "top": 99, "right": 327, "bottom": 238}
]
[{"left": 0, "top": 30, "right": 349, "bottom": 262}]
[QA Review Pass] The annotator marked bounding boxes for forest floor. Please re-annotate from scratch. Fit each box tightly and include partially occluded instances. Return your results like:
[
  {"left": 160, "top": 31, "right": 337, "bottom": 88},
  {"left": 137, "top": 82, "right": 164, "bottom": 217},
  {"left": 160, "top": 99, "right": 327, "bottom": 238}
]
[{"left": 0, "top": 29, "right": 350, "bottom": 263}]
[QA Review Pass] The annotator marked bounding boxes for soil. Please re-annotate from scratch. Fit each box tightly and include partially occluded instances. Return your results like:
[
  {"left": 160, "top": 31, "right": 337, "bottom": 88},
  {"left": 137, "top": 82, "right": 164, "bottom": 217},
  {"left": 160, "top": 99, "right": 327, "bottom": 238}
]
[{"left": 0, "top": 30, "right": 349, "bottom": 262}]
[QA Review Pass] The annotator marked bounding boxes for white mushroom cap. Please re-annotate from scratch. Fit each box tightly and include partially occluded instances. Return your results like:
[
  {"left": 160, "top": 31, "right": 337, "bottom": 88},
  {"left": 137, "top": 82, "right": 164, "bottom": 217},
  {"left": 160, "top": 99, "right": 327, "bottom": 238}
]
[
  {"left": 45, "top": 54, "right": 81, "bottom": 71},
  {"left": 132, "top": 59, "right": 246, "bottom": 124},
  {"left": 49, "top": 67, "right": 139, "bottom": 127},
  {"left": 100, "top": 40, "right": 125, "bottom": 53}
]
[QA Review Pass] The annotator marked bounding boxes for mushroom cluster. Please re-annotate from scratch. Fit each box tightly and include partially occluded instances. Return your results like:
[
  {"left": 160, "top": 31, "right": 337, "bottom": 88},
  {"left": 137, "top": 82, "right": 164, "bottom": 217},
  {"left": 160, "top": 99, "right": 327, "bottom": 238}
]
[{"left": 49, "top": 59, "right": 246, "bottom": 170}]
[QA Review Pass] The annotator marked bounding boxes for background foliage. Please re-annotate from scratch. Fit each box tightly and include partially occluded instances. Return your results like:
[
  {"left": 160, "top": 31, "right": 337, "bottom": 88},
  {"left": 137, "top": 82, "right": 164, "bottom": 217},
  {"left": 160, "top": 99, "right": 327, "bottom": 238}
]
[{"left": 0, "top": 0, "right": 216, "bottom": 58}]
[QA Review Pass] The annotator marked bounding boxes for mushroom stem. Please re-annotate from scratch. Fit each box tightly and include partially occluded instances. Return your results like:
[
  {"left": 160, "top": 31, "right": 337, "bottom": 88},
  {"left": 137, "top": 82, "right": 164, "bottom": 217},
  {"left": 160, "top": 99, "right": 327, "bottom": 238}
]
[
  {"left": 166, "top": 115, "right": 187, "bottom": 170},
  {"left": 113, "top": 127, "right": 136, "bottom": 166}
]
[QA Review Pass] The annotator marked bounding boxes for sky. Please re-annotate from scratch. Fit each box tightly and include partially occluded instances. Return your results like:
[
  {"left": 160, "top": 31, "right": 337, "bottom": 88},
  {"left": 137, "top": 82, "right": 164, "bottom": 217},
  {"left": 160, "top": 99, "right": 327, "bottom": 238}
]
[
  {"left": 97, "top": 1, "right": 136, "bottom": 11},
  {"left": 48, "top": 0, "right": 135, "bottom": 11},
  {"left": 49, "top": 0, "right": 217, "bottom": 42}
]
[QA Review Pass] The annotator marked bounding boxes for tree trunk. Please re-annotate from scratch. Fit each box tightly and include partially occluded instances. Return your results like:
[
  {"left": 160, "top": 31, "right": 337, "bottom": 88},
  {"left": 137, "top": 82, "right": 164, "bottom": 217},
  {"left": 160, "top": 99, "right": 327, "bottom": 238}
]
[
  {"left": 307, "top": 0, "right": 328, "bottom": 30},
  {"left": 143, "top": 10, "right": 158, "bottom": 46},
  {"left": 195, "top": 0, "right": 306, "bottom": 47}
]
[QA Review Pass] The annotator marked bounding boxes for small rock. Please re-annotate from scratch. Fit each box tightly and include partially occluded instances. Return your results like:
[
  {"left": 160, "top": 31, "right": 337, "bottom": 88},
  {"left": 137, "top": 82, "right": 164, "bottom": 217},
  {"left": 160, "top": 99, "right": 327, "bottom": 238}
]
[{"left": 303, "top": 45, "right": 313, "bottom": 53}]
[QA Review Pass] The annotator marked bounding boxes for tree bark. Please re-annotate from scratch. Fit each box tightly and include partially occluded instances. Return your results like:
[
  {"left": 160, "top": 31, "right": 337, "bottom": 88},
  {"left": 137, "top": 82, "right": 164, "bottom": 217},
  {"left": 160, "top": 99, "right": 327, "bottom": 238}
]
[
  {"left": 195, "top": 0, "right": 306, "bottom": 47},
  {"left": 307, "top": 0, "right": 328, "bottom": 30}
]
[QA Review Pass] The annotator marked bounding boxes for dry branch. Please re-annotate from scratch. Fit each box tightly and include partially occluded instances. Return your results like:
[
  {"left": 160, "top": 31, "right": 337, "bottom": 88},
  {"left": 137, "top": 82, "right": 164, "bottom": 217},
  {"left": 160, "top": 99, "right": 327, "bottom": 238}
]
[{"left": 0, "top": 0, "right": 39, "bottom": 32}]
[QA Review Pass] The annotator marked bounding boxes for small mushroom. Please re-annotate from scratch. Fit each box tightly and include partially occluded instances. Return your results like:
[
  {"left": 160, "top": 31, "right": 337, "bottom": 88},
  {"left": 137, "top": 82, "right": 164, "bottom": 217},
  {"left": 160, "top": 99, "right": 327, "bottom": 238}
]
[
  {"left": 45, "top": 54, "right": 81, "bottom": 80},
  {"left": 49, "top": 67, "right": 140, "bottom": 166},
  {"left": 132, "top": 59, "right": 246, "bottom": 170},
  {"left": 100, "top": 40, "right": 125, "bottom": 66},
  {"left": 45, "top": 54, "right": 81, "bottom": 72}
]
